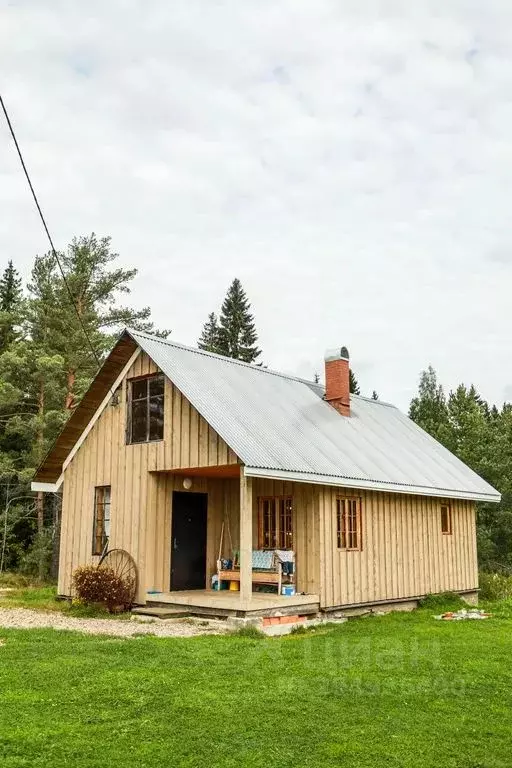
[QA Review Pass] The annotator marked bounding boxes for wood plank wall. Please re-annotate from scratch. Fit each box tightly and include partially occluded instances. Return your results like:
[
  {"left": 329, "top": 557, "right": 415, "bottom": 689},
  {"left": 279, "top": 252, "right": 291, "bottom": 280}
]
[
  {"left": 250, "top": 479, "right": 320, "bottom": 596},
  {"left": 58, "top": 350, "right": 479, "bottom": 607},
  {"left": 318, "top": 487, "right": 478, "bottom": 609},
  {"left": 58, "top": 352, "right": 239, "bottom": 600}
]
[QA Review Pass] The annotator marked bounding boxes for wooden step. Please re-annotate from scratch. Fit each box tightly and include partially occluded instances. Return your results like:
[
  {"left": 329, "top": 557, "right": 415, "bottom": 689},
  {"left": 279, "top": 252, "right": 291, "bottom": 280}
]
[{"left": 132, "top": 606, "right": 190, "bottom": 619}]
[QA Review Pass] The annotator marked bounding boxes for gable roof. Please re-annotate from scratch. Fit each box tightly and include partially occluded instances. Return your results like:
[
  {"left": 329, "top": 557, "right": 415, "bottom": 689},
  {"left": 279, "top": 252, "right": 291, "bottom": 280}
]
[{"left": 34, "top": 329, "right": 500, "bottom": 502}]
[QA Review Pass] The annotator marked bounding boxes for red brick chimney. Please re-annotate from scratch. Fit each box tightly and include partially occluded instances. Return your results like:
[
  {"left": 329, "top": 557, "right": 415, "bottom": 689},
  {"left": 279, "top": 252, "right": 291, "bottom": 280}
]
[{"left": 324, "top": 347, "right": 350, "bottom": 416}]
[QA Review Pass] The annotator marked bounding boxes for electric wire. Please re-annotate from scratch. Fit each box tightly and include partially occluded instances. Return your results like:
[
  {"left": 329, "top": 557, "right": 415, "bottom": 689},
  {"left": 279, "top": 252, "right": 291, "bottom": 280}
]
[{"left": 0, "top": 93, "right": 102, "bottom": 369}]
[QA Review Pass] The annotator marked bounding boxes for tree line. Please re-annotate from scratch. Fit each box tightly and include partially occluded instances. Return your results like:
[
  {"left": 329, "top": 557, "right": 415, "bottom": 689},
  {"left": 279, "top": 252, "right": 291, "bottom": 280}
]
[
  {"left": 0, "top": 234, "right": 508, "bottom": 576},
  {"left": 0, "top": 239, "right": 263, "bottom": 576},
  {"left": 0, "top": 234, "right": 167, "bottom": 575},
  {"left": 408, "top": 366, "right": 512, "bottom": 571}
]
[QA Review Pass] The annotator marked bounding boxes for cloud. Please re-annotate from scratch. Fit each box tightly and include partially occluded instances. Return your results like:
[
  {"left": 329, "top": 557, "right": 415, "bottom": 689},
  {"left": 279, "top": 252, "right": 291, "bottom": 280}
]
[{"left": 0, "top": 0, "right": 511, "bottom": 408}]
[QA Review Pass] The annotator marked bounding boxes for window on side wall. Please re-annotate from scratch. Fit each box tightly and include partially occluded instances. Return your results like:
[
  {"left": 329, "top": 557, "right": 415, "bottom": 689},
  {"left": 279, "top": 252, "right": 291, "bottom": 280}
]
[
  {"left": 336, "top": 497, "right": 362, "bottom": 550},
  {"left": 92, "top": 486, "right": 111, "bottom": 556},
  {"left": 127, "top": 373, "right": 164, "bottom": 444},
  {"left": 440, "top": 503, "right": 452, "bottom": 535},
  {"left": 258, "top": 497, "right": 293, "bottom": 550}
]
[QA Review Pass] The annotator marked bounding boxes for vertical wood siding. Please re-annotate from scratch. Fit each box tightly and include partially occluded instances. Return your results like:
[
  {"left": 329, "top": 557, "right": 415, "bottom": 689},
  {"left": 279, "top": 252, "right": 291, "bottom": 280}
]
[
  {"left": 58, "top": 353, "right": 239, "bottom": 600},
  {"left": 318, "top": 487, "right": 478, "bottom": 609},
  {"left": 250, "top": 479, "right": 320, "bottom": 596},
  {"left": 58, "top": 350, "right": 479, "bottom": 607}
]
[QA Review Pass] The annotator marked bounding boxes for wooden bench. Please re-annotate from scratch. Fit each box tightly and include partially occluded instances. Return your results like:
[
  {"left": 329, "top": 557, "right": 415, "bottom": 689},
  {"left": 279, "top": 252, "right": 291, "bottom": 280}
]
[{"left": 217, "top": 568, "right": 282, "bottom": 593}]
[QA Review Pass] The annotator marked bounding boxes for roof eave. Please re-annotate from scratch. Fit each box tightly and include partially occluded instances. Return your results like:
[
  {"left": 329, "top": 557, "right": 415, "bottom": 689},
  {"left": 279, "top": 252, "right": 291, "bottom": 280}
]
[
  {"left": 32, "top": 329, "right": 139, "bottom": 484},
  {"left": 243, "top": 466, "right": 501, "bottom": 503}
]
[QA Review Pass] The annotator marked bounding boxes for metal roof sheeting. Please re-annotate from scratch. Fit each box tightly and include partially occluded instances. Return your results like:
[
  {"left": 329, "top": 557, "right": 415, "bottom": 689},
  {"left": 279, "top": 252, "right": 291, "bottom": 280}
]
[{"left": 130, "top": 330, "right": 500, "bottom": 503}]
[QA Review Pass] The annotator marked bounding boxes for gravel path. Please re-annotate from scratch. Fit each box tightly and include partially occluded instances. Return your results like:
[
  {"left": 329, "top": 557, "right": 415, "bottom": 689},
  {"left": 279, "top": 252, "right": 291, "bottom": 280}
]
[{"left": 0, "top": 608, "right": 228, "bottom": 638}]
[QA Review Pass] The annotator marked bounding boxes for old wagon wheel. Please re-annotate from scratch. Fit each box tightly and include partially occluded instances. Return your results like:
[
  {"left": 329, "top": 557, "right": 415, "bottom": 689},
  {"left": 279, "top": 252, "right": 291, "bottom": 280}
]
[{"left": 98, "top": 548, "right": 138, "bottom": 605}]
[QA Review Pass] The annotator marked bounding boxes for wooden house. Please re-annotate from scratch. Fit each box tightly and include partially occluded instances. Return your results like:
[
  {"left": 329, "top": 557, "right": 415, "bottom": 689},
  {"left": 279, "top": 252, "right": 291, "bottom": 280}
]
[{"left": 32, "top": 330, "right": 500, "bottom": 617}]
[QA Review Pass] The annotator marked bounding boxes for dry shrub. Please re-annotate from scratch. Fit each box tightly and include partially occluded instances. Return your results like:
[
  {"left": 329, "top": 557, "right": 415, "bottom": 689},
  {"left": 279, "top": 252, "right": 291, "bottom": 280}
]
[{"left": 73, "top": 565, "right": 134, "bottom": 611}]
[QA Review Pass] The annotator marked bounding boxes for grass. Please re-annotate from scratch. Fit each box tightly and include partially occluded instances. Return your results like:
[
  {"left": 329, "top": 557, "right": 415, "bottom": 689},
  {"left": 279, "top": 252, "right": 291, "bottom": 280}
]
[
  {"left": 0, "top": 599, "right": 511, "bottom": 767},
  {"left": 0, "top": 580, "right": 131, "bottom": 619},
  {"left": 0, "top": 572, "right": 36, "bottom": 588},
  {"left": 230, "top": 623, "right": 266, "bottom": 639},
  {"left": 417, "top": 591, "right": 466, "bottom": 610}
]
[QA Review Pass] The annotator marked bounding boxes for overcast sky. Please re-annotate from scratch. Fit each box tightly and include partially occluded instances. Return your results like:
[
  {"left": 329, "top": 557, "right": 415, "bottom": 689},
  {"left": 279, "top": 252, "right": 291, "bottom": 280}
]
[{"left": 1, "top": 1, "right": 511, "bottom": 409}]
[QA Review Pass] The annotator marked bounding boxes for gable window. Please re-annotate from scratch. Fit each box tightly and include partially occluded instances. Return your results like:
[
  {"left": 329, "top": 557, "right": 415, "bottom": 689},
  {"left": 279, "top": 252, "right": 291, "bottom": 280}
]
[
  {"left": 127, "top": 374, "right": 164, "bottom": 443},
  {"left": 441, "top": 503, "right": 452, "bottom": 535},
  {"left": 336, "top": 497, "right": 362, "bottom": 550},
  {"left": 92, "top": 486, "right": 111, "bottom": 556},
  {"left": 258, "top": 497, "right": 293, "bottom": 550}
]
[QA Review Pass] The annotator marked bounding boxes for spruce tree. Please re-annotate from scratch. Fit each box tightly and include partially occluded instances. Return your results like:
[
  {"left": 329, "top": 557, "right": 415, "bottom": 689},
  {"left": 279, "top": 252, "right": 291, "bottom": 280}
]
[
  {"left": 198, "top": 312, "right": 221, "bottom": 353},
  {"left": 349, "top": 369, "right": 360, "bottom": 395},
  {"left": 0, "top": 261, "right": 22, "bottom": 312},
  {"left": 371, "top": 390, "right": 379, "bottom": 400},
  {"left": 217, "top": 278, "right": 261, "bottom": 363},
  {"left": 0, "top": 260, "right": 22, "bottom": 351}
]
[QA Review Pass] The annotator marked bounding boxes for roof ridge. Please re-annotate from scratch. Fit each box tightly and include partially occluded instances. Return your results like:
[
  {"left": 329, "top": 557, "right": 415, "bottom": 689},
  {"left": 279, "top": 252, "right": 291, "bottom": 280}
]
[
  {"left": 127, "top": 328, "right": 325, "bottom": 389},
  {"left": 128, "top": 330, "right": 395, "bottom": 408},
  {"left": 351, "top": 393, "right": 396, "bottom": 408}
]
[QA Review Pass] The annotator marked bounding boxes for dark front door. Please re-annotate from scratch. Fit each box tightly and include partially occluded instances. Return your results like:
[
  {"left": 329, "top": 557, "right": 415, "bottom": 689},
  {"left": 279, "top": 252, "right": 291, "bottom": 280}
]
[{"left": 170, "top": 491, "right": 207, "bottom": 591}]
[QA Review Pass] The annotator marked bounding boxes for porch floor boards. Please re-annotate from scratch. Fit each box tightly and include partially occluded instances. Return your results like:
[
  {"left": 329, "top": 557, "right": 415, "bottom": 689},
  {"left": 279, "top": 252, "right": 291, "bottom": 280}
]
[{"left": 145, "top": 590, "right": 320, "bottom": 618}]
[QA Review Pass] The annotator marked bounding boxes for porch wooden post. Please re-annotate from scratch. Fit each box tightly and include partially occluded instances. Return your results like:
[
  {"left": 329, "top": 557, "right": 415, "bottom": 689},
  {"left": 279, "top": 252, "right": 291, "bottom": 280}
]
[{"left": 239, "top": 470, "right": 253, "bottom": 604}]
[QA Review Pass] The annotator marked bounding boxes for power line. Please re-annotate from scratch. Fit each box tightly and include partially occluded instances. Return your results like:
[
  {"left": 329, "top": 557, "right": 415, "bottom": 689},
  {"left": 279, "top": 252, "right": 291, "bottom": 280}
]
[{"left": 0, "top": 93, "right": 102, "bottom": 369}]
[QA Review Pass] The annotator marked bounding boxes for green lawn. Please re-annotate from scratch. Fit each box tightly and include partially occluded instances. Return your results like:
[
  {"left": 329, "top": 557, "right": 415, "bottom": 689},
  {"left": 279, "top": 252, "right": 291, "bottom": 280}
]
[
  {"left": 0, "top": 602, "right": 511, "bottom": 768},
  {"left": 0, "top": 583, "right": 130, "bottom": 619}
]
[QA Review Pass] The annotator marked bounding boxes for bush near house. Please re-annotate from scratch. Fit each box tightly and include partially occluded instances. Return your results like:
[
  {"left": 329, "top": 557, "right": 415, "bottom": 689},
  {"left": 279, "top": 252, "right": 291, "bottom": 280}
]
[
  {"left": 72, "top": 565, "right": 134, "bottom": 611},
  {"left": 478, "top": 571, "right": 512, "bottom": 601}
]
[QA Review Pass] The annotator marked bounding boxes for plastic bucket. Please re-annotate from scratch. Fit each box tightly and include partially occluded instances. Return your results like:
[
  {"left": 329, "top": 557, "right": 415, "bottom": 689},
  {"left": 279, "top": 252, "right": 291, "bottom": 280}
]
[{"left": 229, "top": 580, "right": 240, "bottom": 591}]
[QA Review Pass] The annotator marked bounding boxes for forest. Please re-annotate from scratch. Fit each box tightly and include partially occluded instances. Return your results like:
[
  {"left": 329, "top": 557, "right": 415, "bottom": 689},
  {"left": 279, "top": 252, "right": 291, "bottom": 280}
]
[
  {"left": 0, "top": 234, "right": 164, "bottom": 575},
  {"left": 0, "top": 234, "right": 509, "bottom": 577}
]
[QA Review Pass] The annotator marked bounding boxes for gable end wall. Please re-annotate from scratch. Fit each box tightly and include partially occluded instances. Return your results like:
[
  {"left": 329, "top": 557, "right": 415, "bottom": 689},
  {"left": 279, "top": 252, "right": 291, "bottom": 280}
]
[{"left": 58, "top": 351, "right": 239, "bottom": 597}]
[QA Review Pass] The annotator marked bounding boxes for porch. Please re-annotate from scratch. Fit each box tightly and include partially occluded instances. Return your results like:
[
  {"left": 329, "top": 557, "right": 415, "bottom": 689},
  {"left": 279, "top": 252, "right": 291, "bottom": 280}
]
[
  {"left": 138, "top": 467, "right": 320, "bottom": 616},
  {"left": 144, "top": 589, "right": 320, "bottom": 618}
]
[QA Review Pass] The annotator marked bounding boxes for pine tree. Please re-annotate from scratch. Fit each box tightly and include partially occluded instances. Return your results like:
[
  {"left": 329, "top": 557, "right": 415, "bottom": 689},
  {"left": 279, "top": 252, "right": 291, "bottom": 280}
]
[
  {"left": 0, "top": 260, "right": 23, "bottom": 351},
  {"left": 0, "top": 337, "right": 66, "bottom": 469},
  {"left": 28, "top": 234, "right": 168, "bottom": 410},
  {"left": 313, "top": 372, "right": 320, "bottom": 384},
  {"left": 0, "top": 234, "right": 166, "bottom": 574},
  {"left": 198, "top": 312, "right": 221, "bottom": 353},
  {"left": 0, "top": 235, "right": 167, "bottom": 574},
  {"left": 217, "top": 278, "right": 261, "bottom": 363},
  {"left": 371, "top": 390, "right": 379, "bottom": 400},
  {"left": 349, "top": 369, "right": 360, "bottom": 395}
]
